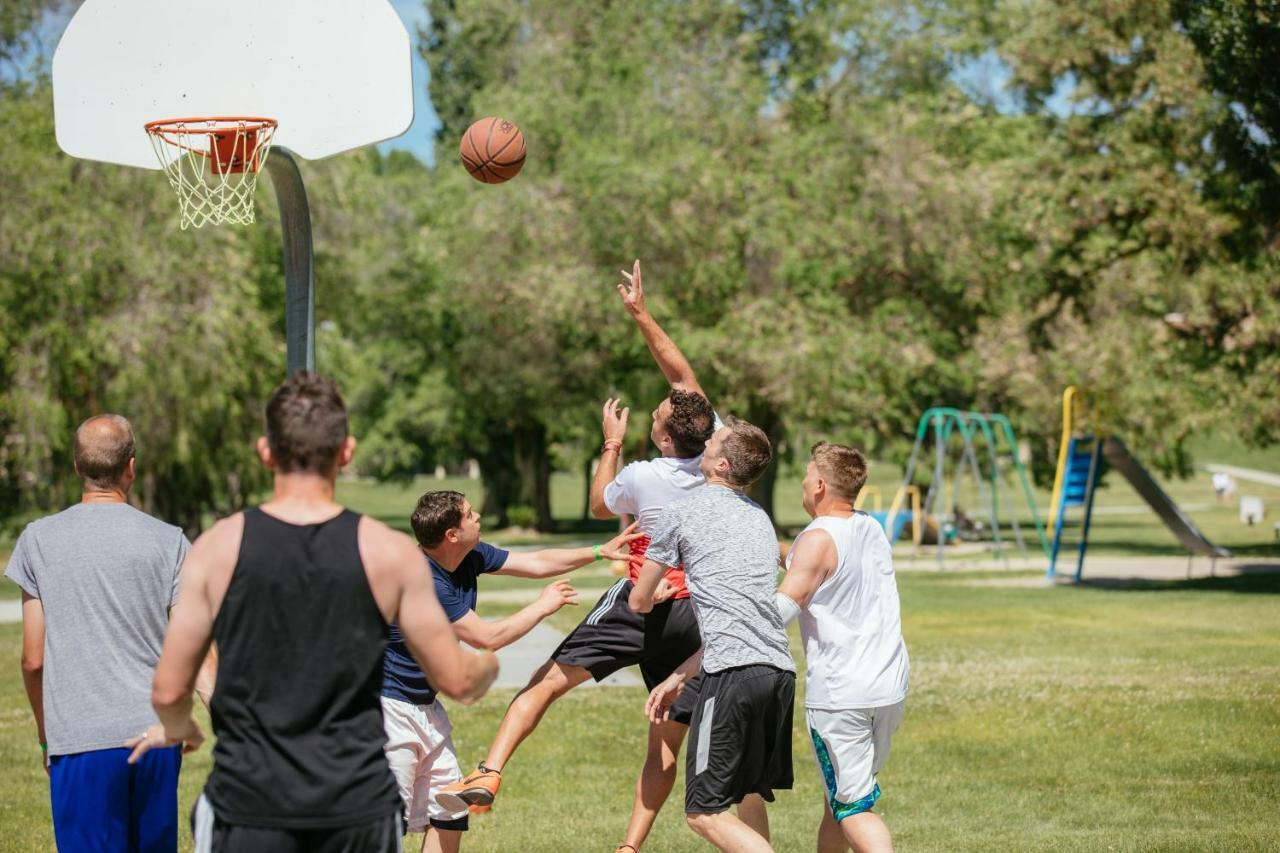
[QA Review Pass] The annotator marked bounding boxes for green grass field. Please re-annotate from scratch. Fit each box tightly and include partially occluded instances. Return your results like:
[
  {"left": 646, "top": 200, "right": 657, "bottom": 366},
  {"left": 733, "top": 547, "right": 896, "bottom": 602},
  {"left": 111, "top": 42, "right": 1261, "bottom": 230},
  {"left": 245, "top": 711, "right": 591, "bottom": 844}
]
[{"left": 1, "top": 570, "right": 1277, "bottom": 851}]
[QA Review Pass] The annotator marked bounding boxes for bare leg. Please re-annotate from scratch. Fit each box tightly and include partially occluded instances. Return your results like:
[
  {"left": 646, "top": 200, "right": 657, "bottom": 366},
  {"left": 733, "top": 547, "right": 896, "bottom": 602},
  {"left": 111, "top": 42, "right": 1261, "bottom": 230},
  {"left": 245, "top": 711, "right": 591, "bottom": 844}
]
[
  {"left": 483, "top": 660, "right": 593, "bottom": 769},
  {"left": 421, "top": 827, "right": 461, "bottom": 853},
  {"left": 839, "top": 811, "right": 893, "bottom": 853},
  {"left": 817, "top": 800, "right": 850, "bottom": 853},
  {"left": 736, "top": 794, "right": 770, "bottom": 841},
  {"left": 686, "top": 811, "right": 774, "bottom": 852},
  {"left": 620, "top": 719, "right": 687, "bottom": 849}
]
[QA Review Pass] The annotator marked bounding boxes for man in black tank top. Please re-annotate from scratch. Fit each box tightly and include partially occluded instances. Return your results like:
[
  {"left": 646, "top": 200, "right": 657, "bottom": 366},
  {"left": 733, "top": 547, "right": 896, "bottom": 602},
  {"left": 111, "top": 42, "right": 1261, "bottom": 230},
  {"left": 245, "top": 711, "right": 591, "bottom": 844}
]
[{"left": 126, "top": 373, "right": 499, "bottom": 852}]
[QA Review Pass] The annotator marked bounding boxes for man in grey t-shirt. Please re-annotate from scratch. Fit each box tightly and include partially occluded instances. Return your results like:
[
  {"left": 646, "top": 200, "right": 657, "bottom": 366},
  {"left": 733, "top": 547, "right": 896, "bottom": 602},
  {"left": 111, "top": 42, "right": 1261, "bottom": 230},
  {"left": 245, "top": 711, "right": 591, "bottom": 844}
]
[
  {"left": 5, "top": 415, "right": 190, "bottom": 852},
  {"left": 629, "top": 417, "right": 795, "bottom": 853}
]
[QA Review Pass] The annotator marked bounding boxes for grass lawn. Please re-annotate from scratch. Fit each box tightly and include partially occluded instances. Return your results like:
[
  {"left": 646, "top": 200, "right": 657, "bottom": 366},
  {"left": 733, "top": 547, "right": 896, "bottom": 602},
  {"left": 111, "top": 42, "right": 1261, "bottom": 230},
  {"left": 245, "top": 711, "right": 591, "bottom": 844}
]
[{"left": 1, "top": 570, "right": 1277, "bottom": 851}]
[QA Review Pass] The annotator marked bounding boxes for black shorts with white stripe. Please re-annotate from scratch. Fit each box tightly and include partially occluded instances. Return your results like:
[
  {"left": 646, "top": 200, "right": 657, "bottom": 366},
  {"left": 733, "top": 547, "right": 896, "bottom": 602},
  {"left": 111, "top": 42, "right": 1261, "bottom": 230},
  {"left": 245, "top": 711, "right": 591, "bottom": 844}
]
[
  {"left": 552, "top": 579, "right": 703, "bottom": 723},
  {"left": 684, "top": 664, "right": 796, "bottom": 814}
]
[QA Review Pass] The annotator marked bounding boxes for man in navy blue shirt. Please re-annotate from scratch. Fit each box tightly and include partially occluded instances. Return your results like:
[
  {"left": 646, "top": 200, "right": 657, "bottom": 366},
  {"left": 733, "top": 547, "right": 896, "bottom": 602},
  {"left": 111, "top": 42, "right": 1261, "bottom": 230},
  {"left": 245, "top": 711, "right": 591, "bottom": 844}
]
[{"left": 382, "top": 490, "right": 638, "bottom": 852}]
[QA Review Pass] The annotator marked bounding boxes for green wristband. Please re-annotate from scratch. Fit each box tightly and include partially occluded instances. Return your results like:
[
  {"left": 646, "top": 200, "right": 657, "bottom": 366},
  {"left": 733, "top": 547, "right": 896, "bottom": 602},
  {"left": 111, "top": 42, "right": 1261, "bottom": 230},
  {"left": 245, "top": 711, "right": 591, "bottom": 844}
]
[
  {"left": 39, "top": 741, "right": 47, "bottom": 752},
  {"left": 593, "top": 544, "right": 603, "bottom": 562}
]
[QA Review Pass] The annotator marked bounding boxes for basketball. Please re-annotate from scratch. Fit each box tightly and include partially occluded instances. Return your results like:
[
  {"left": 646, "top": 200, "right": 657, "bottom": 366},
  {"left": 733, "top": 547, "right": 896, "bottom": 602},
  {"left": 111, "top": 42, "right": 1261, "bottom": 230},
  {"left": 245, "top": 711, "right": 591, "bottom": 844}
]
[{"left": 459, "top": 117, "right": 526, "bottom": 184}]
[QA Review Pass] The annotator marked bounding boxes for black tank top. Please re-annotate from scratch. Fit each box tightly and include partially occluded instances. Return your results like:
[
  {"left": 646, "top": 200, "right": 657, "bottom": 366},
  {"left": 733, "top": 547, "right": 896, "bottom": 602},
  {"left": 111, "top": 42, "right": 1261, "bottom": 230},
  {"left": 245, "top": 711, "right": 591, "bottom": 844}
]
[{"left": 205, "top": 508, "right": 400, "bottom": 828}]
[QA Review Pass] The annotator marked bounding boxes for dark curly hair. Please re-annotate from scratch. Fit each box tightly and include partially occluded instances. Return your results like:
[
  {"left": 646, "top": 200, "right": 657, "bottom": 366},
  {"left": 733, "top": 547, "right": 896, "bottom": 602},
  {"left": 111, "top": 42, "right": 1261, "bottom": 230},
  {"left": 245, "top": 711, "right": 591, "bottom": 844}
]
[{"left": 666, "top": 389, "right": 716, "bottom": 458}]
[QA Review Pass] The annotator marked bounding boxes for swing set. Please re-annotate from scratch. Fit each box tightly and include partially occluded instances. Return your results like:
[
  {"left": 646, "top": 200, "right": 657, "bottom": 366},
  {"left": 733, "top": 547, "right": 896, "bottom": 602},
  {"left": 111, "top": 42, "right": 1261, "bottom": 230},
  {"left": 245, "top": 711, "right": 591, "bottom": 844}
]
[{"left": 887, "top": 407, "right": 1050, "bottom": 567}]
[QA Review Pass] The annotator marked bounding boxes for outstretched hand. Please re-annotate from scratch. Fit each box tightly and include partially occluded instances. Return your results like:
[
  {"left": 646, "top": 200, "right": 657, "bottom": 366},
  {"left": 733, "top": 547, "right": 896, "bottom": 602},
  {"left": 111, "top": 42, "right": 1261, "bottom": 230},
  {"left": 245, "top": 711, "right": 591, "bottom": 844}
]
[
  {"left": 602, "top": 398, "right": 629, "bottom": 444},
  {"left": 600, "top": 521, "right": 643, "bottom": 561},
  {"left": 537, "top": 579, "right": 580, "bottom": 615},
  {"left": 616, "top": 259, "right": 646, "bottom": 317}
]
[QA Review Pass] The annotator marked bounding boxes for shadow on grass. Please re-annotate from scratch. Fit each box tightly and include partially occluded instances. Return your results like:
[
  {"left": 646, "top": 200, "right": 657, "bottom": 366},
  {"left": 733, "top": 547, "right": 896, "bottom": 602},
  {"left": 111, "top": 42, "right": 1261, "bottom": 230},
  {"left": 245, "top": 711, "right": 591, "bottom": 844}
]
[{"left": 1075, "top": 564, "right": 1280, "bottom": 595}]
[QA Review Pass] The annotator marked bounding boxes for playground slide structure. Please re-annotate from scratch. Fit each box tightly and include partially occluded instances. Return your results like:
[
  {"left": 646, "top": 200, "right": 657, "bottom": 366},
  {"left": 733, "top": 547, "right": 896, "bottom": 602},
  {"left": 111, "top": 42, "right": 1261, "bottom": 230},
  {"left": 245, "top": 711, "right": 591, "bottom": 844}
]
[
  {"left": 1103, "top": 438, "right": 1230, "bottom": 559},
  {"left": 1047, "top": 387, "right": 1230, "bottom": 582}
]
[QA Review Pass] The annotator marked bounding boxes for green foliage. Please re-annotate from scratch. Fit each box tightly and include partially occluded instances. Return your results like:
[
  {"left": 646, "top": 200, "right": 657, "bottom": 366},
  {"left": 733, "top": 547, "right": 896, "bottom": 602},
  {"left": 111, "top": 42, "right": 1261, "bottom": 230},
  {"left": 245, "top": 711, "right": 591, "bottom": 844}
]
[{"left": 4, "top": 0, "right": 1279, "bottom": 532}]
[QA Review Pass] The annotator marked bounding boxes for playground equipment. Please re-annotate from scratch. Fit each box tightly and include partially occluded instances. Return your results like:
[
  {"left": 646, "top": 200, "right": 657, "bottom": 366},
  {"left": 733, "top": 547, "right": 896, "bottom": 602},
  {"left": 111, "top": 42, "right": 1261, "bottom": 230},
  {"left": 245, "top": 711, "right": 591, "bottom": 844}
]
[
  {"left": 892, "top": 408, "right": 1050, "bottom": 568},
  {"left": 1046, "top": 387, "right": 1231, "bottom": 582},
  {"left": 855, "top": 485, "right": 922, "bottom": 545}
]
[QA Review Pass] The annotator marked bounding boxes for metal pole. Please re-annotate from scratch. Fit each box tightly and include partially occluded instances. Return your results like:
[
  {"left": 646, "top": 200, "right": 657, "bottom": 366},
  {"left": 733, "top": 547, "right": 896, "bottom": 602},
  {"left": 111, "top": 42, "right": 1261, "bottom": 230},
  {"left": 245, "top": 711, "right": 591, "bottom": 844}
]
[
  {"left": 265, "top": 148, "right": 316, "bottom": 375},
  {"left": 935, "top": 412, "right": 945, "bottom": 569}
]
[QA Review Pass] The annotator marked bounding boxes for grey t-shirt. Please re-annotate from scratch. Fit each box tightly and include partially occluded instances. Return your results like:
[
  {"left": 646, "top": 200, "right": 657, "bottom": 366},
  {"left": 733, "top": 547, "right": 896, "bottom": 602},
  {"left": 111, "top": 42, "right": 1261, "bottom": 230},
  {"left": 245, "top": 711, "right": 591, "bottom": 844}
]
[
  {"left": 647, "top": 485, "right": 794, "bottom": 674},
  {"left": 4, "top": 503, "right": 190, "bottom": 755}
]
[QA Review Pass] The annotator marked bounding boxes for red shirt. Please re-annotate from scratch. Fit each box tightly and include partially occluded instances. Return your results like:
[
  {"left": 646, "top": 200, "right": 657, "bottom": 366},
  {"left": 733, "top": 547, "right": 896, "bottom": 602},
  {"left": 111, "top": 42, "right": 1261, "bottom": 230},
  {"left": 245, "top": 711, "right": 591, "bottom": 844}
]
[{"left": 628, "top": 534, "right": 690, "bottom": 599}]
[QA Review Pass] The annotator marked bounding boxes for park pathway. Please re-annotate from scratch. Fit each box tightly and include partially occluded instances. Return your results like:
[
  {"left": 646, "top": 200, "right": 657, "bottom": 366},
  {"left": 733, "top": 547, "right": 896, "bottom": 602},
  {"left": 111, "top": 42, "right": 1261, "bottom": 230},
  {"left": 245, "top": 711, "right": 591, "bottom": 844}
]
[{"left": 1204, "top": 463, "right": 1280, "bottom": 489}]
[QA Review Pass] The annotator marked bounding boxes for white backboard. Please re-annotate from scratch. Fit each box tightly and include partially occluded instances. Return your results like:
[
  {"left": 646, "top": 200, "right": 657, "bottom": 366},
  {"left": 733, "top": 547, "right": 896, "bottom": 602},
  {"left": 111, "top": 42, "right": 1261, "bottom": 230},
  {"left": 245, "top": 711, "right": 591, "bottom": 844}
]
[{"left": 52, "top": 0, "right": 415, "bottom": 169}]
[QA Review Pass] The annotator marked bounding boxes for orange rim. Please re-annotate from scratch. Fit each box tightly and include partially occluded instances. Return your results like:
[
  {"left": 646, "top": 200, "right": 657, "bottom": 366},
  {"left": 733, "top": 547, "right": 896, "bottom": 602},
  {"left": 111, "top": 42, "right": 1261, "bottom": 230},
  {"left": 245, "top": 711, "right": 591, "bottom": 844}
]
[{"left": 145, "top": 116, "right": 277, "bottom": 159}]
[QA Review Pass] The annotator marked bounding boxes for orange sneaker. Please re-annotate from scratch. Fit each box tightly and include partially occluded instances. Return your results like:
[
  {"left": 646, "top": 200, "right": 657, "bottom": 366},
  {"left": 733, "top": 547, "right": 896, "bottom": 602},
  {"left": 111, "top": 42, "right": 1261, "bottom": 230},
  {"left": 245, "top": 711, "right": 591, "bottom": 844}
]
[{"left": 436, "top": 766, "right": 501, "bottom": 813}]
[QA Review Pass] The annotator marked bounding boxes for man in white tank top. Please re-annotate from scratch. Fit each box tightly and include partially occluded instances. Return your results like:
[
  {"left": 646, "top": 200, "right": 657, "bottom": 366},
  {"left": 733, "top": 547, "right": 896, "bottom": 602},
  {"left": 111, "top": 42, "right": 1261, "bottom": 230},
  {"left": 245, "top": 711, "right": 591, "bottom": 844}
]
[{"left": 776, "top": 442, "right": 909, "bottom": 853}]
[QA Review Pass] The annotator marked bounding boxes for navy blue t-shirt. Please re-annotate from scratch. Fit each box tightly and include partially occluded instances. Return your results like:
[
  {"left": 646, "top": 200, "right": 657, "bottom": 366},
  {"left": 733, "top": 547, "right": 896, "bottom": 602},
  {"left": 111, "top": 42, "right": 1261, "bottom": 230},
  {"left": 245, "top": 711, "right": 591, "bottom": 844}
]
[{"left": 381, "top": 541, "right": 509, "bottom": 705}]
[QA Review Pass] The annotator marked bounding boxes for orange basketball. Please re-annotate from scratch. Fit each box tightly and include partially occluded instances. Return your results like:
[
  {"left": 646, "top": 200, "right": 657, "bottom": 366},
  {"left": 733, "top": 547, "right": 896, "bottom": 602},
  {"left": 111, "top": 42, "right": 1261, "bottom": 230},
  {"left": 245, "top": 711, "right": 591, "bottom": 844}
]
[{"left": 459, "top": 117, "right": 526, "bottom": 184}]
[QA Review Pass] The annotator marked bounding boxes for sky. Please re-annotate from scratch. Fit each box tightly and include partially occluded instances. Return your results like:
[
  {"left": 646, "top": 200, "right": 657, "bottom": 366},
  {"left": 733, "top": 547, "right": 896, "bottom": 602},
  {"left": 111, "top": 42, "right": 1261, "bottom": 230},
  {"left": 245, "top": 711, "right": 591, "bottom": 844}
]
[{"left": 379, "top": 0, "right": 441, "bottom": 165}]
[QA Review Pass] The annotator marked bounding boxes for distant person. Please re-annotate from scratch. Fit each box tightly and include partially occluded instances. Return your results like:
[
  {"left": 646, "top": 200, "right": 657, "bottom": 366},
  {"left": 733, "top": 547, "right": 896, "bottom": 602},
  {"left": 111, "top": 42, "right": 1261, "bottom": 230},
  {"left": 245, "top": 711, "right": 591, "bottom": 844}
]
[
  {"left": 778, "top": 442, "right": 910, "bottom": 853},
  {"left": 633, "top": 417, "right": 795, "bottom": 853},
  {"left": 6, "top": 415, "right": 190, "bottom": 852},
  {"left": 385, "top": 489, "right": 638, "bottom": 852},
  {"left": 1212, "top": 471, "right": 1231, "bottom": 504},
  {"left": 439, "top": 260, "right": 773, "bottom": 852},
  {"left": 125, "top": 372, "right": 499, "bottom": 852}
]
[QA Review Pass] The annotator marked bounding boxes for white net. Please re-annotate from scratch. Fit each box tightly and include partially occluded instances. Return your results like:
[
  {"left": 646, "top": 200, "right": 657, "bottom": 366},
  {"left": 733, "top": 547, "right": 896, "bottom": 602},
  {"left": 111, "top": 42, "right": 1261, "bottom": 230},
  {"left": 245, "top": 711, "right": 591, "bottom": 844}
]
[{"left": 146, "top": 118, "right": 277, "bottom": 230}]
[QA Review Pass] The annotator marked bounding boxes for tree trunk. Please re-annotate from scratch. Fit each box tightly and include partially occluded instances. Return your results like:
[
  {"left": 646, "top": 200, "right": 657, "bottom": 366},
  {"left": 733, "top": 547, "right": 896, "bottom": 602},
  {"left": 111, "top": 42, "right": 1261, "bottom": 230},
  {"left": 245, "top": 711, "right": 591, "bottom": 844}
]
[
  {"left": 744, "top": 397, "right": 786, "bottom": 528},
  {"left": 512, "top": 422, "right": 554, "bottom": 532},
  {"left": 581, "top": 455, "right": 593, "bottom": 522},
  {"left": 477, "top": 427, "right": 518, "bottom": 528},
  {"left": 477, "top": 420, "right": 554, "bottom": 531}
]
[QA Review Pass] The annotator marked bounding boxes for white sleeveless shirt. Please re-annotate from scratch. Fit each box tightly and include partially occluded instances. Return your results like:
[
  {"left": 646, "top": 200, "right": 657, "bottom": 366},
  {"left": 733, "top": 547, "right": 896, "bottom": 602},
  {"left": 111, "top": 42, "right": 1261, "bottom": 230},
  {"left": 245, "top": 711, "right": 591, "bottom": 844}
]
[{"left": 785, "top": 513, "right": 909, "bottom": 709}]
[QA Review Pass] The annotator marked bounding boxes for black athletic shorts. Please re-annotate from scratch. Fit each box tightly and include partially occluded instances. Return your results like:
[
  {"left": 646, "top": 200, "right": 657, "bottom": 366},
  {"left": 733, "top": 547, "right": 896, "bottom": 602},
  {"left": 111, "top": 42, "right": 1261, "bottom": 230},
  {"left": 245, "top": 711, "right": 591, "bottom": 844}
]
[
  {"left": 552, "top": 579, "right": 703, "bottom": 724},
  {"left": 684, "top": 664, "right": 796, "bottom": 814},
  {"left": 192, "top": 796, "right": 400, "bottom": 853}
]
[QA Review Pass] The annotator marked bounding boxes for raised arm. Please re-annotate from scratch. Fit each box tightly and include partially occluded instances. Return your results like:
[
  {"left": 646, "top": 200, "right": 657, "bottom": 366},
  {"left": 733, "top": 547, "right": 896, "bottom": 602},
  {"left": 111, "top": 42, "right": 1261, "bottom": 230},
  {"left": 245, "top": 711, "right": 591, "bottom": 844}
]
[
  {"left": 589, "top": 398, "right": 629, "bottom": 519},
  {"left": 497, "top": 522, "right": 639, "bottom": 578},
  {"left": 616, "top": 260, "right": 706, "bottom": 397}
]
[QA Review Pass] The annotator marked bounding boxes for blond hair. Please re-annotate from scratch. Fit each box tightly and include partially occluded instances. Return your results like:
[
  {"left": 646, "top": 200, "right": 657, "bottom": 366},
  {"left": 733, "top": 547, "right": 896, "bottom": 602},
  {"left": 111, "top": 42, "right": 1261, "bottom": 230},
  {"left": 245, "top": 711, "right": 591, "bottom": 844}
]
[{"left": 810, "top": 441, "right": 868, "bottom": 501}]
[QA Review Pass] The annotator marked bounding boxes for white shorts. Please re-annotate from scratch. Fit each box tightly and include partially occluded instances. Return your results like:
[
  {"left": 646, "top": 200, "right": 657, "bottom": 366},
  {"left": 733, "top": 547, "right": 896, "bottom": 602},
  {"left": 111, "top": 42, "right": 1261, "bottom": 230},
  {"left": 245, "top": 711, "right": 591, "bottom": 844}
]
[
  {"left": 806, "top": 702, "right": 905, "bottom": 820},
  {"left": 381, "top": 696, "right": 468, "bottom": 832}
]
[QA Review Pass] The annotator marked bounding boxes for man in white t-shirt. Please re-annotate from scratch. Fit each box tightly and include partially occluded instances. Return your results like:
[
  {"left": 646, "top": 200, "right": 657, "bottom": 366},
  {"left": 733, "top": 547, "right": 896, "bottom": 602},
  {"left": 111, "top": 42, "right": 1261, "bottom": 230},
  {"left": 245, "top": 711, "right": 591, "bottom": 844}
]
[
  {"left": 439, "top": 260, "right": 762, "bottom": 851},
  {"left": 777, "top": 442, "right": 909, "bottom": 853}
]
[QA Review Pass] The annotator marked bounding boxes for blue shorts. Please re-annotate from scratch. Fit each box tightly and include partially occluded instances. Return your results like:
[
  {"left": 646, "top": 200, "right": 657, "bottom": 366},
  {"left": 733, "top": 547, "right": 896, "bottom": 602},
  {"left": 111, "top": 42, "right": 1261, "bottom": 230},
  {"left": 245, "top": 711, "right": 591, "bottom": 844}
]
[{"left": 50, "top": 745, "right": 182, "bottom": 852}]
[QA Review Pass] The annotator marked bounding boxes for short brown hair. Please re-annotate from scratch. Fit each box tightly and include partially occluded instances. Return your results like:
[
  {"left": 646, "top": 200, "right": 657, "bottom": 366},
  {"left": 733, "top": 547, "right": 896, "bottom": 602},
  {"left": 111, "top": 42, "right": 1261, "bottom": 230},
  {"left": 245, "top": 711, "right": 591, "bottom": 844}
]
[
  {"left": 810, "top": 441, "right": 868, "bottom": 500},
  {"left": 74, "top": 415, "right": 135, "bottom": 490},
  {"left": 666, "top": 389, "right": 716, "bottom": 458},
  {"left": 411, "top": 490, "right": 466, "bottom": 547},
  {"left": 264, "top": 372, "right": 349, "bottom": 474},
  {"left": 719, "top": 416, "right": 772, "bottom": 487}
]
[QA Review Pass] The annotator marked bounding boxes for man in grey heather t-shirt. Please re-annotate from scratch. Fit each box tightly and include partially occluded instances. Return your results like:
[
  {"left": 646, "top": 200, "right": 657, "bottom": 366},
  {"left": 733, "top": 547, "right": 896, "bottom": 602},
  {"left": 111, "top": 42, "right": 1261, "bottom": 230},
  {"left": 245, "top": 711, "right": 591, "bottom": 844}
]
[
  {"left": 630, "top": 417, "right": 795, "bottom": 853},
  {"left": 5, "top": 415, "right": 190, "bottom": 852}
]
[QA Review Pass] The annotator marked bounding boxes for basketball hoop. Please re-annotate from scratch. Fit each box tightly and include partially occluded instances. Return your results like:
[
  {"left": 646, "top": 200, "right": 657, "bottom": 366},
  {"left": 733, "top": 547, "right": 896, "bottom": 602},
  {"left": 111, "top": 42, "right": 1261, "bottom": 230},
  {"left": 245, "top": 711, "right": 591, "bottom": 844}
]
[{"left": 145, "top": 116, "right": 278, "bottom": 229}]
